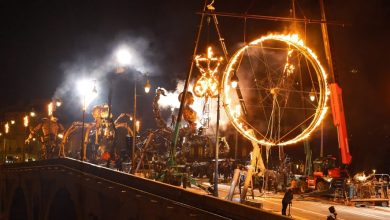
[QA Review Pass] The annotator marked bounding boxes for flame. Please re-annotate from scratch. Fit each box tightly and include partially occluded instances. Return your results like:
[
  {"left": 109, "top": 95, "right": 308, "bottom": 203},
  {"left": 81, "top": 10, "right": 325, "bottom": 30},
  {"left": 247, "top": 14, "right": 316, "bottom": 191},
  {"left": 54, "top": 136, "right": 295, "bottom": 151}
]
[
  {"left": 136, "top": 120, "right": 140, "bottom": 132},
  {"left": 283, "top": 49, "right": 295, "bottom": 76},
  {"left": 193, "top": 46, "right": 223, "bottom": 97},
  {"left": 48, "top": 103, "right": 53, "bottom": 116},
  {"left": 23, "top": 116, "right": 29, "bottom": 128},
  {"left": 222, "top": 33, "right": 329, "bottom": 147},
  {"left": 158, "top": 80, "right": 230, "bottom": 130},
  {"left": 5, "top": 123, "right": 9, "bottom": 134}
]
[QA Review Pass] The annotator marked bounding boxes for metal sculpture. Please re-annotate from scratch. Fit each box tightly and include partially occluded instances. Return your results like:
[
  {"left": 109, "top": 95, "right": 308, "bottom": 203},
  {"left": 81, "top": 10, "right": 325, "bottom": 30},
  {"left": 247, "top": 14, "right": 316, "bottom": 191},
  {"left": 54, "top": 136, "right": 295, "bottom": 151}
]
[
  {"left": 59, "top": 104, "right": 134, "bottom": 161},
  {"left": 222, "top": 34, "right": 329, "bottom": 147},
  {"left": 25, "top": 116, "right": 65, "bottom": 159},
  {"left": 132, "top": 88, "right": 229, "bottom": 176}
]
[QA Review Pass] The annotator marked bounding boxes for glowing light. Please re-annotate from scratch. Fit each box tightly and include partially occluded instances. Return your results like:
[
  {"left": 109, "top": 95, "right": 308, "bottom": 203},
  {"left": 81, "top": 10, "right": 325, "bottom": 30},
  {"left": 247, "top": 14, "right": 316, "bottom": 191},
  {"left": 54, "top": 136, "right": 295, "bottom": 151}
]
[
  {"left": 48, "top": 103, "right": 53, "bottom": 116},
  {"left": 77, "top": 79, "right": 98, "bottom": 110},
  {"left": 355, "top": 172, "right": 368, "bottom": 182},
  {"left": 222, "top": 33, "right": 329, "bottom": 146},
  {"left": 23, "top": 116, "right": 29, "bottom": 128},
  {"left": 115, "top": 47, "right": 132, "bottom": 66},
  {"left": 30, "top": 111, "right": 36, "bottom": 117},
  {"left": 10, "top": 120, "right": 15, "bottom": 125},
  {"left": 32, "top": 137, "right": 36, "bottom": 141},
  {"left": 310, "top": 92, "right": 316, "bottom": 102},
  {"left": 144, "top": 79, "right": 151, "bottom": 93},
  {"left": 56, "top": 100, "right": 62, "bottom": 107},
  {"left": 283, "top": 49, "right": 295, "bottom": 76},
  {"left": 136, "top": 120, "right": 140, "bottom": 132},
  {"left": 234, "top": 105, "right": 241, "bottom": 118},
  {"left": 5, "top": 123, "right": 9, "bottom": 134},
  {"left": 193, "top": 46, "right": 223, "bottom": 97},
  {"left": 231, "top": 74, "right": 239, "bottom": 88},
  {"left": 58, "top": 133, "right": 64, "bottom": 139}
]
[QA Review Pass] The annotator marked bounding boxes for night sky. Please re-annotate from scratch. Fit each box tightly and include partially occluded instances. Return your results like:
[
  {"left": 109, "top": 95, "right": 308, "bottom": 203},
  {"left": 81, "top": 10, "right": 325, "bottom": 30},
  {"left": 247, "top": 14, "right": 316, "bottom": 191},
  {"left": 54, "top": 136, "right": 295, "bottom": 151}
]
[{"left": 1, "top": 0, "right": 389, "bottom": 173}]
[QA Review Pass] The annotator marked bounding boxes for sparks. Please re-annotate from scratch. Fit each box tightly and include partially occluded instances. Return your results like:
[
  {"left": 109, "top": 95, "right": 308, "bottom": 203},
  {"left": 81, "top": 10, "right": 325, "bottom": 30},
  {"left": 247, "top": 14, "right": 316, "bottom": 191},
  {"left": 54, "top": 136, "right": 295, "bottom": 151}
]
[
  {"left": 193, "top": 46, "right": 223, "bottom": 98},
  {"left": 222, "top": 33, "right": 329, "bottom": 147}
]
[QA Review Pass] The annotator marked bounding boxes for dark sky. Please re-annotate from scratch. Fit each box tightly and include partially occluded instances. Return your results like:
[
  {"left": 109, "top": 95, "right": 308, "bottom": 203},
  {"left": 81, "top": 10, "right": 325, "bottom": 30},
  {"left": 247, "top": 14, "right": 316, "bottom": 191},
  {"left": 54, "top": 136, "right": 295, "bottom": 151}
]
[{"left": 1, "top": 0, "right": 389, "bottom": 173}]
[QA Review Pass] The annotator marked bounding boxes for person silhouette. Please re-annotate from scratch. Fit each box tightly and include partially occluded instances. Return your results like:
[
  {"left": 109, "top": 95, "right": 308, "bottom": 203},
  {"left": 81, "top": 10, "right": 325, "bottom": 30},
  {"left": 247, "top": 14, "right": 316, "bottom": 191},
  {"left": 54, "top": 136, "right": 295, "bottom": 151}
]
[
  {"left": 282, "top": 188, "right": 293, "bottom": 215},
  {"left": 327, "top": 206, "right": 337, "bottom": 220}
]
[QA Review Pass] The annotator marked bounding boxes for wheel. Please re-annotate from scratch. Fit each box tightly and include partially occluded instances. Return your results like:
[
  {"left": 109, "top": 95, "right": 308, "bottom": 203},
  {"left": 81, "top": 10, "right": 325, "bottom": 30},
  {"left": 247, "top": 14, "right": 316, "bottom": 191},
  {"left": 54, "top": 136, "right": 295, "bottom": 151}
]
[
  {"left": 316, "top": 181, "right": 329, "bottom": 192},
  {"left": 222, "top": 34, "right": 329, "bottom": 147},
  {"left": 298, "top": 181, "right": 307, "bottom": 193}
]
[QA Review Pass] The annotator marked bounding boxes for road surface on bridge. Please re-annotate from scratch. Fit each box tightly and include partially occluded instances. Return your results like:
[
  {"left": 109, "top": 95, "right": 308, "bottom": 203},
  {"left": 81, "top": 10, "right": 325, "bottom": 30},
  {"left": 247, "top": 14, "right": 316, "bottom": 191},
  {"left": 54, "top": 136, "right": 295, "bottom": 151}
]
[
  {"left": 200, "top": 182, "right": 390, "bottom": 220},
  {"left": 257, "top": 196, "right": 390, "bottom": 220}
]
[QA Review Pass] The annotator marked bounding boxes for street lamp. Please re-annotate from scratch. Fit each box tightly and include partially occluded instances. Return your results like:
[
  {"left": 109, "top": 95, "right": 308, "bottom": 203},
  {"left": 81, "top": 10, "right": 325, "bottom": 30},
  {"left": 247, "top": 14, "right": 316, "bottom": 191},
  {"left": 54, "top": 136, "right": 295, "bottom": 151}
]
[
  {"left": 22, "top": 115, "right": 29, "bottom": 162},
  {"left": 144, "top": 80, "right": 151, "bottom": 93},
  {"left": 3, "top": 123, "right": 8, "bottom": 162},
  {"left": 3, "top": 122, "right": 11, "bottom": 163},
  {"left": 77, "top": 79, "right": 98, "bottom": 161},
  {"left": 130, "top": 78, "right": 151, "bottom": 171},
  {"left": 55, "top": 100, "right": 62, "bottom": 107},
  {"left": 114, "top": 47, "right": 151, "bottom": 172},
  {"left": 309, "top": 89, "right": 316, "bottom": 102},
  {"left": 231, "top": 73, "right": 239, "bottom": 89},
  {"left": 115, "top": 47, "right": 132, "bottom": 66}
]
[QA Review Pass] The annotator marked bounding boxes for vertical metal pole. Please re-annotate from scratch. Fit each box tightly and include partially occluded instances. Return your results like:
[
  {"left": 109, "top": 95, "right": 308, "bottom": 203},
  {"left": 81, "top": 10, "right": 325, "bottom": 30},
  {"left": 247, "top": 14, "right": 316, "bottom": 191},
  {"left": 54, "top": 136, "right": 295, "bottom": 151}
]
[
  {"left": 3, "top": 138, "right": 6, "bottom": 162},
  {"left": 319, "top": 0, "right": 335, "bottom": 83},
  {"left": 320, "top": 123, "right": 324, "bottom": 157},
  {"left": 234, "top": 130, "right": 238, "bottom": 161},
  {"left": 132, "top": 80, "right": 137, "bottom": 171},
  {"left": 291, "top": 0, "right": 297, "bottom": 30},
  {"left": 81, "top": 97, "right": 86, "bottom": 161},
  {"left": 22, "top": 127, "right": 27, "bottom": 162},
  {"left": 213, "top": 92, "right": 221, "bottom": 197},
  {"left": 169, "top": 0, "right": 208, "bottom": 167}
]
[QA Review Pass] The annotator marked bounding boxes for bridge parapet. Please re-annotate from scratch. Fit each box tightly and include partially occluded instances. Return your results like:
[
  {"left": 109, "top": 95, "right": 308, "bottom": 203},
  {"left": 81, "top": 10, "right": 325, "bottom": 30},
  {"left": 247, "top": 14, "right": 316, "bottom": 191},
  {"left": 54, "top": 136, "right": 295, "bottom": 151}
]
[{"left": 0, "top": 158, "right": 288, "bottom": 220}]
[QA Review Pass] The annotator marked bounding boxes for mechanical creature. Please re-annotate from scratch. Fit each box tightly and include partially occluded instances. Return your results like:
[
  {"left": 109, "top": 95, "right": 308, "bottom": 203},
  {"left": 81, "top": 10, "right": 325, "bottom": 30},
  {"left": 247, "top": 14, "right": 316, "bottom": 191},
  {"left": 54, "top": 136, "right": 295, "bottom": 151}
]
[
  {"left": 59, "top": 104, "right": 134, "bottom": 161},
  {"left": 179, "top": 91, "right": 198, "bottom": 131},
  {"left": 132, "top": 88, "right": 229, "bottom": 174},
  {"left": 26, "top": 116, "right": 65, "bottom": 159}
]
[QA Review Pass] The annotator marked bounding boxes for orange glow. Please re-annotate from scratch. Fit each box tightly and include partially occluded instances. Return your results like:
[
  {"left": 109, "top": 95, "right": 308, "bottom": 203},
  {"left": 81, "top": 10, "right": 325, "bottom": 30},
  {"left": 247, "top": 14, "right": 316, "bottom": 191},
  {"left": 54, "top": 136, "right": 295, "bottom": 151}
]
[
  {"left": 136, "top": 120, "right": 140, "bottom": 132},
  {"left": 48, "top": 103, "right": 53, "bottom": 116},
  {"left": 5, "top": 123, "right": 9, "bottom": 134},
  {"left": 222, "top": 34, "right": 329, "bottom": 146},
  {"left": 193, "top": 46, "right": 223, "bottom": 97},
  {"left": 23, "top": 116, "right": 29, "bottom": 128}
]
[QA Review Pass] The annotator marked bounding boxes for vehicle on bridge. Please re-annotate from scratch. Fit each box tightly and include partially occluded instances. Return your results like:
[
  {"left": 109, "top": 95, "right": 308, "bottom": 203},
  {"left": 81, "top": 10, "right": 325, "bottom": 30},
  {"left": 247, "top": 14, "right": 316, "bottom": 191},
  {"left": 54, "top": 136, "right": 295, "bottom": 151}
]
[{"left": 306, "top": 155, "right": 349, "bottom": 192}]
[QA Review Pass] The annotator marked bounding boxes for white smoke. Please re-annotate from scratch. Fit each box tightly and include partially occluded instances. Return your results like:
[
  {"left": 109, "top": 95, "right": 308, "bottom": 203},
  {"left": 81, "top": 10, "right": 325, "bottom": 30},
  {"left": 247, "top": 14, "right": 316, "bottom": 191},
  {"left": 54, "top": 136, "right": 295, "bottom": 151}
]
[
  {"left": 158, "top": 80, "right": 231, "bottom": 132},
  {"left": 53, "top": 35, "right": 158, "bottom": 115}
]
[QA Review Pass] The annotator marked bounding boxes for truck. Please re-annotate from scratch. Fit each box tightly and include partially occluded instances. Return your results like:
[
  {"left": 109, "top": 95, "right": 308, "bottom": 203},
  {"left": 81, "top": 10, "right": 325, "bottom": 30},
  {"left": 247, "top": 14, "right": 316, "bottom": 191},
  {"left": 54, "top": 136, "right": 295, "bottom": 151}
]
[{"left": 299, "top": 84, "right": 352, "bottom": 194}]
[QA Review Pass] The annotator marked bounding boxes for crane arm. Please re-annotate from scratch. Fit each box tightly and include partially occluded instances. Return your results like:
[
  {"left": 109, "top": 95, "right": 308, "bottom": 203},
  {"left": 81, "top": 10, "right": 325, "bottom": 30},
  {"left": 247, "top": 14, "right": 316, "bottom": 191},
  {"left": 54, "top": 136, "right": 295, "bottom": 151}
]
[{"left": 329, "top": 83, "right": 352, "bottom": 165}]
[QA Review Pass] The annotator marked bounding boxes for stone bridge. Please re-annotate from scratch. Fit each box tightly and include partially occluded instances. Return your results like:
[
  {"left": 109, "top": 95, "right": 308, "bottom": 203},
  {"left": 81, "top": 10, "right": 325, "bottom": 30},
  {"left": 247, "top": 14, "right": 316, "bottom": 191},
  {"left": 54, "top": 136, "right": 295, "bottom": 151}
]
[{"left": 0, "top": 158, "right": 288, "bottom": 220}]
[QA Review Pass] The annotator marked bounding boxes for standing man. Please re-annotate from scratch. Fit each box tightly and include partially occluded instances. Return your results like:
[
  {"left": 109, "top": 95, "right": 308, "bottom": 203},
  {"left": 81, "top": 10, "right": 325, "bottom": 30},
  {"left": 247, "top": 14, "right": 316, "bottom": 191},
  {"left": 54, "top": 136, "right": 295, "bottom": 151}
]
[{"left": 282, "top": 188, "right": 293, "bottom": 216}]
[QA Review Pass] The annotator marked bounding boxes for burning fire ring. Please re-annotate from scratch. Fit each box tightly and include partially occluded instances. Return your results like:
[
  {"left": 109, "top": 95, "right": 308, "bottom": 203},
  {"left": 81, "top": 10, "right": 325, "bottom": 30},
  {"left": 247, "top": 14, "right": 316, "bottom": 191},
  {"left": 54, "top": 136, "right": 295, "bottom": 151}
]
[{"left": 222, "top": 34, "right": 329, "bottom": 146}]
